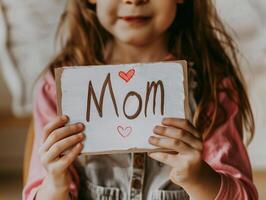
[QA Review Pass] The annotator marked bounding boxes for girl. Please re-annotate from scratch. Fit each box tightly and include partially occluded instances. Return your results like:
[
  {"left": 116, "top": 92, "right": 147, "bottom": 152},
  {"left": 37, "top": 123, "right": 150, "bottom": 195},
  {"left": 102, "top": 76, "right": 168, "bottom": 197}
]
[{"left": 23, "top": 0, "right": 258, "bottom": 199}]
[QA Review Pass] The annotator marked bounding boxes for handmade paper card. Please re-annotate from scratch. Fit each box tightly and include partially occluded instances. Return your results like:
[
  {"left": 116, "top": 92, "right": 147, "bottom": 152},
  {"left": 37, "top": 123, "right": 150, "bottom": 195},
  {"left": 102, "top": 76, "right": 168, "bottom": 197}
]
[{"left": 55, "top": 61, "right": 189, "bottom": 155}]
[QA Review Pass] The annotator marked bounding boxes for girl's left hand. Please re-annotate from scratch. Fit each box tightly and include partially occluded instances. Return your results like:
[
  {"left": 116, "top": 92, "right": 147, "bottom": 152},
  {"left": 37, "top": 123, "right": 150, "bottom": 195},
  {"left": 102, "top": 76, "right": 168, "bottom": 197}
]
[{"left": 148, "top": 117, "right": 204, "bottom": 186}]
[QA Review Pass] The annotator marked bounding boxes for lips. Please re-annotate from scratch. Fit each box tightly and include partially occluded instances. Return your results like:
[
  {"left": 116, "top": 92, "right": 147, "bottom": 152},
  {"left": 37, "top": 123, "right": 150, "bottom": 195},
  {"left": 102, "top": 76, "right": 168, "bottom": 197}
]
[{"left": 119, "top": 16, "right": 151, "bottom": 24}]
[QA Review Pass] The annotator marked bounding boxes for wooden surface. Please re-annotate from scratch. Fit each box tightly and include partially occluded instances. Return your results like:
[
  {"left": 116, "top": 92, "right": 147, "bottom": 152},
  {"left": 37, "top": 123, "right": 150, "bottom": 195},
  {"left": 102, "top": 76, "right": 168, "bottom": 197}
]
[
  {"left": 0, "top": 115, "right": 30, "bottom": 128},
  {"left": 253, "top": 170, "right": 266, "bottom": 199},
  {"left": 0, "top": 115, "right": 30, "bottom": 173},
  {"left": 23, "top": 120, "right": 34, "bottom": 186}
]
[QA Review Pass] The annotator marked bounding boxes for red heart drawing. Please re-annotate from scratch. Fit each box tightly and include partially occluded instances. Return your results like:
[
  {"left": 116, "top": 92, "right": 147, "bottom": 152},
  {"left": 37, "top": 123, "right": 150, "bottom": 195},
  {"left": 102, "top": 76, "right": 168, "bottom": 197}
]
[
  {"left": 118, "top": 69, "right": 135, "bottom": 83},
  {"left": 117, "top": 125, "right": 132, "bottom": 138}
]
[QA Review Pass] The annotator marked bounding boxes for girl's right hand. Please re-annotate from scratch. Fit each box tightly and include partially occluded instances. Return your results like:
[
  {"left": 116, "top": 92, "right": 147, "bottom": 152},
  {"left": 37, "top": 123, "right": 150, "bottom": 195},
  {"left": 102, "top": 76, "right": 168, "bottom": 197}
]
[{"left": 39, "top": 115, "right": 85, "bottom": 189}]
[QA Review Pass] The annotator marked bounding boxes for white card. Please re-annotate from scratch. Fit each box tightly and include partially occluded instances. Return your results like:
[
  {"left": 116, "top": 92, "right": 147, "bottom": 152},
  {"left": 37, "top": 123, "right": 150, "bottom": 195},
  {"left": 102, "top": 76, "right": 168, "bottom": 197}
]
[{"left": 55, "top": 61, "right": 189, "bottom": 155}]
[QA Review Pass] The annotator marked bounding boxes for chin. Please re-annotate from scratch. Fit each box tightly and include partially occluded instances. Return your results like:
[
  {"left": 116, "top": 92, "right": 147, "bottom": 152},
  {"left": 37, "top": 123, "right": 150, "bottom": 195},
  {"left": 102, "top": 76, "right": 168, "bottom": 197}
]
[{"left": 119, "top": 34, "right": 154, "bottom": 46}]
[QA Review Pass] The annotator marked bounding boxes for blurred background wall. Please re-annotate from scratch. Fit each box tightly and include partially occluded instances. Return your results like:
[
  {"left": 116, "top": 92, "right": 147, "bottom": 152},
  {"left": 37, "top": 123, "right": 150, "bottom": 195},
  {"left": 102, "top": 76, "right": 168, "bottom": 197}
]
[
  {"left": 215, "top": 0, "right": 266, "bottom": 170},
  {"left": 0, "top": 1, "right": 67, "bottom": 199},
  {"left": 0, "top": 0, "right": 265, "bottom": 199}
]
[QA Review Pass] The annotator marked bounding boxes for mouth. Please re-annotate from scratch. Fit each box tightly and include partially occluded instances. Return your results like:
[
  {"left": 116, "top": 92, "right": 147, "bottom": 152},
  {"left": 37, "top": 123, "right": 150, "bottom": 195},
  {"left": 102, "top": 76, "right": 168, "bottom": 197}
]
[{"left": 119, "top": 16, "right": 152, "bottom": 24}]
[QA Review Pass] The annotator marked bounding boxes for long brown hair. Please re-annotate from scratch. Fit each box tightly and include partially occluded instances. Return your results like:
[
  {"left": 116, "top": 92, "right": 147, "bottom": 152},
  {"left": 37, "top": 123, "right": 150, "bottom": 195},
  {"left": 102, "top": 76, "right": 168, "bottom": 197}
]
[{"left": 47, "top": 0, "right": 254, "bottom": 144}]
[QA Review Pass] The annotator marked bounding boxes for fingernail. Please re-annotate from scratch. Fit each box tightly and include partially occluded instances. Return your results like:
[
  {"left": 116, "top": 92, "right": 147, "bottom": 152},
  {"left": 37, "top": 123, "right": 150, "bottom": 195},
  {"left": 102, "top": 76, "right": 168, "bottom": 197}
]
[
  {"left": 148, "top": 152, "right": 154, "bottom": 157},
  {"left": 162, "top": 118, "right": 168, "bottom": 122},
  {"left": 77, "top": 123, "right": 84, "bottom": 129},
  {"left": 62, "top": 115, "right": 68, "bottom": 121},
  {"left": 153, "top": 126, "right": 160, "bottom": 132},
  {"left": 149, "top": 136, "right": 155, "bottom": 143}
]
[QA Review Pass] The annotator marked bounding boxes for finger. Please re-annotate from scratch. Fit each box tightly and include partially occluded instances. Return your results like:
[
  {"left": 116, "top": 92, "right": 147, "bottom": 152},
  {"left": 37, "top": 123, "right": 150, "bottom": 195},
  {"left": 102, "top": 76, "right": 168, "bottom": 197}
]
[
  {"left": 153, "top": 126, "right": 203, "bottom": 151},
  {"left": 162, "top": 118, "right": 201, "bottom": 139},
  {"left": 149, "top": 136, "right": 193, "bottom": 154},
  {"left": 148, "top": 152, "right": 177, "bottom": 168},
  {"left": 56, "top": 143, "right": 84, "bottom": 171},
  {"left": 45, "top": 133, "right": 85, "bottom": 163},
  {"left": 42, "top": 123, "right": 84, "bottom": 152},
  {"left": 43, "top": 115, "right": 69, "bottom": 142}
]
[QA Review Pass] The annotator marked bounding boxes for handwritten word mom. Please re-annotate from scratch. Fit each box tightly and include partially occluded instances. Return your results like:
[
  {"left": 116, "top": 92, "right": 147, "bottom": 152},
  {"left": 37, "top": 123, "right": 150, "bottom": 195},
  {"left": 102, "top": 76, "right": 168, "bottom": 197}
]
[{"left": 86, "top": 73, "right": 165, "bottom": 122}]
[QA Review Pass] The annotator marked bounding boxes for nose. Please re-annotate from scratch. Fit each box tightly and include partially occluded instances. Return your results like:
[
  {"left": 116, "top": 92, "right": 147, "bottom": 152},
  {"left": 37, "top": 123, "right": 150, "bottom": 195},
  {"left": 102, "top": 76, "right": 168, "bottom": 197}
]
[{"left": 122, "top": 0, "right": 148, "bottom": 5}]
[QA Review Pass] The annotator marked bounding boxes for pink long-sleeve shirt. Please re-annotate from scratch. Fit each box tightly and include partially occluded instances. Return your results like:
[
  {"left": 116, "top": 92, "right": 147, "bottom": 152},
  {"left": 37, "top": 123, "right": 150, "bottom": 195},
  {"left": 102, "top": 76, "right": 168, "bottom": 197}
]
[{"left": 23, "top": 69, "right": 258, "bottom": 200}]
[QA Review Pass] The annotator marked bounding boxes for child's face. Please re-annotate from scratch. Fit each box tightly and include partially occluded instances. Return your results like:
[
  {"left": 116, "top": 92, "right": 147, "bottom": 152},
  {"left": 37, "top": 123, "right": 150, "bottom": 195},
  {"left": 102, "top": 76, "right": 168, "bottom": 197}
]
[{"left": 90, "top": 0, "right": 183, "bottom": 46}]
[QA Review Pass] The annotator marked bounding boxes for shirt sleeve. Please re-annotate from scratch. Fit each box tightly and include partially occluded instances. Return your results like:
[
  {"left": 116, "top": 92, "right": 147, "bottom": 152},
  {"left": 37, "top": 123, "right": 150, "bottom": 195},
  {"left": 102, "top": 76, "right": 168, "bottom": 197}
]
[
  {"left": 22, "top": 72, "right": 79, "bottom": 200},
  {"left": 203, "top": 78, "right": 258, "bottom": 200}
]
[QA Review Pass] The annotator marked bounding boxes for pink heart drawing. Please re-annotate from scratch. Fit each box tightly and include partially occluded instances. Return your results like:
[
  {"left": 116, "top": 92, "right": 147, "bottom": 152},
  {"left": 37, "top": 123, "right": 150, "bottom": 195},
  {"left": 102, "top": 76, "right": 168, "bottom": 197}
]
[
  {"left": 118, "top": 69, "right": 135, "bottom": 83},
  {"left": 117, "top": 125, "right": 132, "bottom": 138}
]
